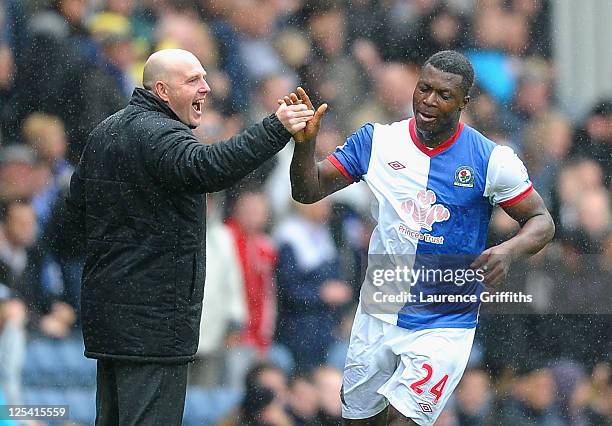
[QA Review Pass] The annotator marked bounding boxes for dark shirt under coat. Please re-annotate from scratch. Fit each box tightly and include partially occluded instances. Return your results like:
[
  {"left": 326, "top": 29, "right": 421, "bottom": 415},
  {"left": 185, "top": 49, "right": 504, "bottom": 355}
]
[{"left": 65, "top": 88, "right": 291, "bottom": 363}]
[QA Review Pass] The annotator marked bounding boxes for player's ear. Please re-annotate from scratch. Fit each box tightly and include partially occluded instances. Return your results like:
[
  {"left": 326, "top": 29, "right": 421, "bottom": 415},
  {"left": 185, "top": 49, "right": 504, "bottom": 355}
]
[{"left": 459, "top": 95, "right": 470, "bottom": 110}]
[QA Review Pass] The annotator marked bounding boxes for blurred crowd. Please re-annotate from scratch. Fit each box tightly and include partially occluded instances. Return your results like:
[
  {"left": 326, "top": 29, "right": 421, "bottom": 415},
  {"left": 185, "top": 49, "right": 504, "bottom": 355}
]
[{"left": 0, "top": 0, "right": 610, "bottom": 425}]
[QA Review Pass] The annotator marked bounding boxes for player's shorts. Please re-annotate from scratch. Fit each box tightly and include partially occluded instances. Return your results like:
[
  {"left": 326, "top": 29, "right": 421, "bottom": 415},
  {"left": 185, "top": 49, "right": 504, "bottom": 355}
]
[{"left": 341, "top": 303, "right": 475, "bottom": 426}]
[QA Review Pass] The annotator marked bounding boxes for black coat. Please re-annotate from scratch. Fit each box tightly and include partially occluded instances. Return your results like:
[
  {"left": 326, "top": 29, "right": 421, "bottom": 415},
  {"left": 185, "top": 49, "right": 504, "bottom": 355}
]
[{"left": 65, "top": 88, "right": 291, "bottom": 362}]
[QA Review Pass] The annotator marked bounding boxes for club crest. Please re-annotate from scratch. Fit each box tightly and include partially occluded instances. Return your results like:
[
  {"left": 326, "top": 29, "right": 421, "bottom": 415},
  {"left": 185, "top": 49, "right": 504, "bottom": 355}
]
[{"left": 454, "top": 166, "right": 474, "bottom": 188}]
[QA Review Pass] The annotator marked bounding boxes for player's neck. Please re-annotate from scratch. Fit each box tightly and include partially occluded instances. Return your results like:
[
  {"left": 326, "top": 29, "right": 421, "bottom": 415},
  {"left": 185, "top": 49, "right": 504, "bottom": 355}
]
[{"left": 416, "top": 122, "right": 459, "bottom": 148}]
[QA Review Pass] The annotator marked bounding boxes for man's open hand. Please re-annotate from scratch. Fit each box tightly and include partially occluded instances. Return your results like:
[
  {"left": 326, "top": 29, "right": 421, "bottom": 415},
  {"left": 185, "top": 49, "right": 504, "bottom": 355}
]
[
  {"left": 275, "top": 101, "right": 315, "bottom": 135},
  {"left": 279, "top": 87, "right": 327, "bottom": 143}
]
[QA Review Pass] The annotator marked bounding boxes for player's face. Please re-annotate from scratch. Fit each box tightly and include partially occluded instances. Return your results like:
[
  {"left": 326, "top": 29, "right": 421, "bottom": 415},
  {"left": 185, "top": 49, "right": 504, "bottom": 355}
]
[
  {"left": 412, "top": 64, "right": 468, "bottom": 136},
  {"left": 164, "top": 59, "right": 210, "bottom": 128}
]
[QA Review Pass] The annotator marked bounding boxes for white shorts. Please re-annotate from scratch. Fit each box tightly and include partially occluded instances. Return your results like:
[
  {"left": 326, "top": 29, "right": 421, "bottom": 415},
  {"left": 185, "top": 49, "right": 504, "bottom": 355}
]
[{"left": 341, "top": 304, "right": 475, "bottom": 426}]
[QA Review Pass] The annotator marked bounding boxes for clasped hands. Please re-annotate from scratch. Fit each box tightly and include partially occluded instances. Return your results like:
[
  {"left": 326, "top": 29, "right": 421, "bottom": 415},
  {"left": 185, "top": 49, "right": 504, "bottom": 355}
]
[{"left": 275, "top": 87, "right": 327, "bottom": 143}]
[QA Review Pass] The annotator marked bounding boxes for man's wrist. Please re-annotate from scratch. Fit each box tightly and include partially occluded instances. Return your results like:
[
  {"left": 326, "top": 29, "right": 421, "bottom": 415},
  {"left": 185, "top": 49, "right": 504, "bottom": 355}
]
[
  {"left": 496, "top": 240, "right": 521, "bottom": 263},
  {"left": 292, "top": 135, "right": 316, "bottom": 153},
  {"left": 267, "top": 113, "right": 293, "bottom": 143}
]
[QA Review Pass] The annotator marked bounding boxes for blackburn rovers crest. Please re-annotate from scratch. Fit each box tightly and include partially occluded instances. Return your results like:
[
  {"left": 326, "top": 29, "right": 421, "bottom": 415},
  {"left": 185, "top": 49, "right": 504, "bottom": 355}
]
[{"left": 454, "top": 166, "right": 474, "bottom": 188}]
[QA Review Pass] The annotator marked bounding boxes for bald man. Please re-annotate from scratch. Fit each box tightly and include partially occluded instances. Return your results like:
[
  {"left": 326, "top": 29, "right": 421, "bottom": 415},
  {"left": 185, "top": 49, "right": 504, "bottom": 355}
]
[{"left": 64, "top": 49, "right": 313, "bottom": 425}]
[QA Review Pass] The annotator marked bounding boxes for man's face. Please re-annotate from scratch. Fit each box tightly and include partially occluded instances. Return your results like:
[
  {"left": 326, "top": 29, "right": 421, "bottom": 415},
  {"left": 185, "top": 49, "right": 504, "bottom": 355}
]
[
  {"left": 412, "top": 64, "right": 468, "bottom": 136},
  {"left": 163, "top": 58, "right": 210, "bottom": 128},
  {"left": 6, "top": 203, "right": 37, "bottom": 248}
]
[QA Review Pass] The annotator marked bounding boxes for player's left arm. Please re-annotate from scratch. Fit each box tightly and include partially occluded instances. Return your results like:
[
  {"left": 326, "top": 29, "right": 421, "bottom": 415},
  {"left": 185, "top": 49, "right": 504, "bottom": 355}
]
[
  {"left": 472, "top": 144, "right": 555, "bottom": 286},
  {"left": 472, "top": 190, "right": 555, "bottom": 286}
]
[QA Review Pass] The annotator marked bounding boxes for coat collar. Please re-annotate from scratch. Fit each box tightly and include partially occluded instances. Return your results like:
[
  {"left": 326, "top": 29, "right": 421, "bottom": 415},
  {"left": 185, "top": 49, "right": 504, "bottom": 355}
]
[{"left": 129, "top": 88, "right": 182, "bottom": 123}]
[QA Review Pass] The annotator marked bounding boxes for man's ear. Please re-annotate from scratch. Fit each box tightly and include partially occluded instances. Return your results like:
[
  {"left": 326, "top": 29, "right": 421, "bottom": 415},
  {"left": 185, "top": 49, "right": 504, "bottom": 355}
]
[
  {"left": 459, "top": 95, "right": 470, "bottom": 110},
  {"left": 154, "top": 81, "right": 169, "bottom": 102}
]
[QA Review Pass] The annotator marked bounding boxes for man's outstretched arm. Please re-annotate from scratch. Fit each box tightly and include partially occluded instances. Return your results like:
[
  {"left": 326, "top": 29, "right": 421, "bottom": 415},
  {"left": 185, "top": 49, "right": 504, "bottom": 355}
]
[
  {"left": 145, "top": 101, "right": 313, "bottom": 193},
  {"left": 287, "top": 88, "right": 351, "bottom": 204}
]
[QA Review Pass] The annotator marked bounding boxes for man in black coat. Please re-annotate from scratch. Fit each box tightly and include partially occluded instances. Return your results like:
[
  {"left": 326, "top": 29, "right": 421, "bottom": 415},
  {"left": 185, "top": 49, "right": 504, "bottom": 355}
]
[{"left": 64, "top": 48, "right": 314, "bottom": 425}]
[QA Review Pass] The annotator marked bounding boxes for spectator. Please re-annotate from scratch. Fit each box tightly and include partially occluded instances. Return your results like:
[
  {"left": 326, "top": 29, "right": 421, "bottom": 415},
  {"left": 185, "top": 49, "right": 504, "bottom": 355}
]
[
  {"left": 0, "top": 197, "right": 76, "bottom": 339},
  {"left": 350, "top": 62, "right": 419, "bottom": 131},
  {"left": 312, "top": 366, "right": 343, "bottom": 426},
  {"left": 378, "top": 0, "right": 440, "bottom": 63},
  {"left": 227, "top": 73, "right": 298, "bottom": 213},
  {"left": 274, "top": 199, "right": 352, "bottom": 371},
  {"left": 575, "top": 188, "right": 610, "bottom": 249},
  {"left": 230, "top": 0, "right": 286, "bottom": 85},
  {"left": 0, "top": 199, "right": 37, "bottom": 295},
  {"left": 0, "top": 199, "right": 56, "bottom": 407},
  {"left": 401, "top": 3, "right": 471, "bottom": 64},
  {"left": 0, "top": 145, "right": 37, "bottom": 200},
  {"left": 21, "top": 113, "right": 73, "bottom": 228},
  {"left": 245, "top": 362, "right": 290, "bottom": 407},
  {"left": 466, "top": 8, "right": 516, "bottom": 105},
  {"left": 0, "top": 0, "right": 28, "bottom": 58},
  {"left": 89, "top": 13, "right": 138, "bottom": 98},
  {"left": 220, "top": 362, "right": 293, "bottom": 426},
  {"left": 570, "top": 362, "right": 612, "bottom": 424},
  {"left": 225, "top": 190, "right": 278, "bottom": 389},
  {"left": 190, "top": 194, "right": 246, "bottom": 388},
  {"left": 554, "top": 158, "right": 605, "bottom": 233},
  {"left": 287, "top": 374, "right": 319, "bottom": 426},
  {"left": 521, "top": 112, "right": 573, "bottom": 206},
  {"left": 494, "top": 367, "right": 564, "bottom": 425},
  {"left": 15, "top": 0, "right": 98, "bottom": 162},
  {"left": 454, "top": 368, "right": 493, "bottom": 425},
  {"left": 572, "top": 99, "right": 612, "bottom": 185},
  {"left": 21, "top": 113, "right": 72, "bottom": 183},
  {"left": 512, "top": 0, "right": 552, "bottom": 57},
  {"left": 0, "top": 295, "right": 26, "bottom": 406},
  {"left": 301, "top": 4, "right": 365, "bottom": 133},
  {"left": 464, "top": 87, "right": 513, "bottom": 140},
  {"left": 247, "top": 74, "right": 297, "bottom": 126},
  {"left": 506, "top": 59, "right": 556, "bottom": 143},
  {"left": 0, "top": 44, "right": 15, "bottom": 142},
  {"left": 220, "top": 384, "right": 291, "bottom": 426}
]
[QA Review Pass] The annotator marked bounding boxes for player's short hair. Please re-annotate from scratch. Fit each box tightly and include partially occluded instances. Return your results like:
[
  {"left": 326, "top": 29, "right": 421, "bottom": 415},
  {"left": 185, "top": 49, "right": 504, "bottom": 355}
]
[{"left": 424, "top": 50, "right": 474, "bottom": 97}]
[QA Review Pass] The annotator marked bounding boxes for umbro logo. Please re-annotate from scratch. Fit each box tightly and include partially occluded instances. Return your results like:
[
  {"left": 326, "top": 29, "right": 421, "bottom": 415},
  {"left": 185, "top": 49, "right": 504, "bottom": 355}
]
[
  {"left": 388, "top": 161, "right": 406, "bottom": 170},
  {"left": 419, "top": 402, "right": 433, "bottom": 413}
]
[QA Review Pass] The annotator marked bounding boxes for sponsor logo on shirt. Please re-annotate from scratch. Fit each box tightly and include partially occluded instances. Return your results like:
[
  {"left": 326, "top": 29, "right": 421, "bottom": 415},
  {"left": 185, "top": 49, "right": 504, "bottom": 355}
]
[
  {"left": 401, "top": 190, "right": 450, "bottom": 231},
  {"left": 399, "top": 190, "right": 450, "bottom": 244}
]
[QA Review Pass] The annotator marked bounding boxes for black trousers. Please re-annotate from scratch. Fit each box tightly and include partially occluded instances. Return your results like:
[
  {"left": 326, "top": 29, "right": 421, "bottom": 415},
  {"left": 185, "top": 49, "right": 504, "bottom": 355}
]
[{"left": 95, "top": 359, "right": 189, "bottom": 426}]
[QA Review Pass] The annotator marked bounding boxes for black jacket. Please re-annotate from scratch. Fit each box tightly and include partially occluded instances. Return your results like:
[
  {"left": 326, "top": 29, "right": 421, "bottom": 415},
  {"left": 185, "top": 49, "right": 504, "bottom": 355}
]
[{"left": 65, "top": 88, "right": 291, "bottom": 362}]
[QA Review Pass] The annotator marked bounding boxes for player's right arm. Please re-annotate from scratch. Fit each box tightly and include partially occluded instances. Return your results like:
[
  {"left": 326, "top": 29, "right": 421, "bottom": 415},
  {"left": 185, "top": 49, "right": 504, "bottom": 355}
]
[
  {"left": 288, "top": 87, "right": 368, "bottom": 204},
  {"left": 290, "top": 138, "right": 351, "bottom": 204}
]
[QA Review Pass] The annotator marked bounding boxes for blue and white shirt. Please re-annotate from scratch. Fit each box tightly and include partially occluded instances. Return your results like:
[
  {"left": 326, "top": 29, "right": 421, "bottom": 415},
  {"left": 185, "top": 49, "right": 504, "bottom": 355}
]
[{"left": 328, "top": 118, "right": 533, "bottom": 330}]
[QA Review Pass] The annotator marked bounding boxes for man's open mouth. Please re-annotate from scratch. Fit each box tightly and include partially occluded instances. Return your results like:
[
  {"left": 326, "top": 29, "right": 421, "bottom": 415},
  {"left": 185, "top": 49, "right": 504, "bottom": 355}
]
[
  {"left": 417, "top": 111, "right": 437, "bottom": 123},
  {"left": 192, "top": 100, "right": 203, "bottom": 113}
]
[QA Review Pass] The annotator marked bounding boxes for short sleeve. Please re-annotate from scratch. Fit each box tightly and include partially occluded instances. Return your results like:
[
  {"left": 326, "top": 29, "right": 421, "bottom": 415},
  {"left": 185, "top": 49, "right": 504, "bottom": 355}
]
[
  {"left": 327, "top": 123, "right": 374, "bottom": 183},
  {"left": 484, "top": 145, "right": 533, "bottom": 207}
]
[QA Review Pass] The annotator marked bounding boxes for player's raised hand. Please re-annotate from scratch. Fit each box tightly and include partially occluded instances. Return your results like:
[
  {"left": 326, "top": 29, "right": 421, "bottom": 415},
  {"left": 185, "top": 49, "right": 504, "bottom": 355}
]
[
  {"left": 275, "top": 101, "right": 315, "bottom": 135},
  {"left": 280, "top": 87, "right": 327, "bottom": 143}
]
